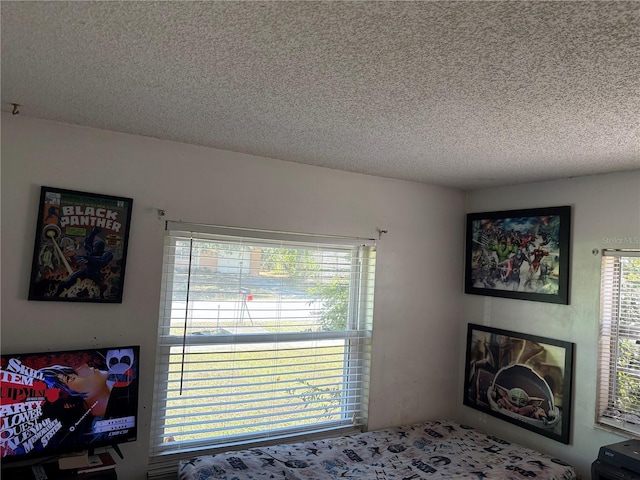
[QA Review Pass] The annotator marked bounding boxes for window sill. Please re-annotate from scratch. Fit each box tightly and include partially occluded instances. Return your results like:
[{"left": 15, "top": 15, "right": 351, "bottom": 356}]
[{"left": 595, "top": 419, "right": 640, "bottom": 440}]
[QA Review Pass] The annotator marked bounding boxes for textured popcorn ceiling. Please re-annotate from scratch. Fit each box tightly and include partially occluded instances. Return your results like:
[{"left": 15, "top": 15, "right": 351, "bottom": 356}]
[{"left": 1, "top": 1, "right": 639, "bottom": 190}]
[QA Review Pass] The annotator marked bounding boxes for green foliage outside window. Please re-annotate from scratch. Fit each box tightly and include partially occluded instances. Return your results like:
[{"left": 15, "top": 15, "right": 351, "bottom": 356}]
[
  {"left": 261, "top": 247, "right": 317, "bottom": 277},
  {"left": 309, "top": 276, "right": 349, "bottom": 331},
  {"left": 618, "top": 338, "right": 640, "bottom": 413}
]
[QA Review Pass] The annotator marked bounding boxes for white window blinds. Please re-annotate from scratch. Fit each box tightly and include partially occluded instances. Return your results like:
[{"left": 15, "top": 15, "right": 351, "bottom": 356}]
[
  {"left": 596, "top": 249, "right": 640, "bottom": 437},
  {"left": 149, "top": 223, "right": 376, "bottom": 458}
]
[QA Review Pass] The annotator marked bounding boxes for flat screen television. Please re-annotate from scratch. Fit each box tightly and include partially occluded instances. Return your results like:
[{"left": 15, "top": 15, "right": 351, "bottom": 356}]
[{"left": 0, "top": 345, "right": 139, "bottom": 463}]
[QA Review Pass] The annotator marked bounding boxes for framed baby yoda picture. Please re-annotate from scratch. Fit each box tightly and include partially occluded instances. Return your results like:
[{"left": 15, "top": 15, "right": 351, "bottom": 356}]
[{"left": 463, "top": 323, "right": 574, "bottom": 444}]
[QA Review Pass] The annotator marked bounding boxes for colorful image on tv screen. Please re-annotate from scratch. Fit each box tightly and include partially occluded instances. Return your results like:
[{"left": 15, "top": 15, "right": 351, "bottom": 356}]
[{"left": 0, "top": 346, "right": 139, "bottom": 460}]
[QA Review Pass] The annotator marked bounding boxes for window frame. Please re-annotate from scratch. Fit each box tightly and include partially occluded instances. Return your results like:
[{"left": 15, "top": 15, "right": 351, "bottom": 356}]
[
  {"left": 596, "top": 249, "right": 640, "bottom": 438},
  {"left": 149, "top": 222, "right": 376, "bottom": 460}
]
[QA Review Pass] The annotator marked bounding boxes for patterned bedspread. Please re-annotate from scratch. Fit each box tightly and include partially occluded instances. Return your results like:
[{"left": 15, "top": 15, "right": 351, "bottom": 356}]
[{"left": 178, "top": 420, "right": 576, "bottom": 480}]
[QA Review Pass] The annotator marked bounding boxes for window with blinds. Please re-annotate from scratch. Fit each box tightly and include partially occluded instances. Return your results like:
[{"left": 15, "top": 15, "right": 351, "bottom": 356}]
[
  {"left": 149, "top": 223, "right": 377, "bottom": 459},
  {"left": 596, "top": 249, "right": 640, "bottom": 437}
]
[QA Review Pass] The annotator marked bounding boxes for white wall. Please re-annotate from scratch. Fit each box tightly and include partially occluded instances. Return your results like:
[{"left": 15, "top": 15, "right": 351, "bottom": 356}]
[
  {"left": 0, "top": 115, "right": 465, "bottom": 479},
  {"left": 460, "top": 171, "right": 640, "bottom": 479}
]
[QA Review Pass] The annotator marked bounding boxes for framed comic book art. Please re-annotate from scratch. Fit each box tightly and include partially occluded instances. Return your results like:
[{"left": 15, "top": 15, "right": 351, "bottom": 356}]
[
  {"left": 465, "top": 206, "right": 571, "bottom": 304},
  {"left": 28, "top": 186, "right": 133, "bottom": 303},
  {"left": 463, "top": 323, "right": 574, "bottom": 444}
]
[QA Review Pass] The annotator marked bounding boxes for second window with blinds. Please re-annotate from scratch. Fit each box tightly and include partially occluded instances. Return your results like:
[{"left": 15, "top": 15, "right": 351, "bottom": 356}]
[
  {"left": 596, "top": 249, "right": 640, "bottom": 438},
  {"left": 150, "top": 224, "right": 377, "bottom": 457}
]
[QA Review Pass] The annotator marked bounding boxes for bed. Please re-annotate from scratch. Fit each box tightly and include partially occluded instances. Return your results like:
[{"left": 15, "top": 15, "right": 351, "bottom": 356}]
[{"left": 178, "top": 419, "right": 576, "bottom": 480}]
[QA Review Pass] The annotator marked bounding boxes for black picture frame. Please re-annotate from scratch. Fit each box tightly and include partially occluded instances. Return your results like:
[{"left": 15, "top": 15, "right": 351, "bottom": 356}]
[
  {"left": 465, "top": 206, "right": 571, "bottom": 304},
  {"left": 463, "top": 323, "right": 574, "bottom": 444},
  {"left": 28, "top": 186, "right": 133, "bottom": 303}
]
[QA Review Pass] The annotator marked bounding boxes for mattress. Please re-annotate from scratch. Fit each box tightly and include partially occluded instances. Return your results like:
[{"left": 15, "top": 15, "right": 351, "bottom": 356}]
[{"left": 178, "top": 419, "right": 576, "bottom": 479}]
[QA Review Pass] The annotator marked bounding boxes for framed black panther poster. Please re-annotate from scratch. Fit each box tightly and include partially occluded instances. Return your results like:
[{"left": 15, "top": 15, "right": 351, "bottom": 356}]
[
  {"left": 28, "top": 186, "right": 133, "bottom": 303},
  {"left": 465, "top": 206, "right": 571, "bottom": 304},
  {"left": 463, "top": 323, "right": 574, "bottom": 444}
]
